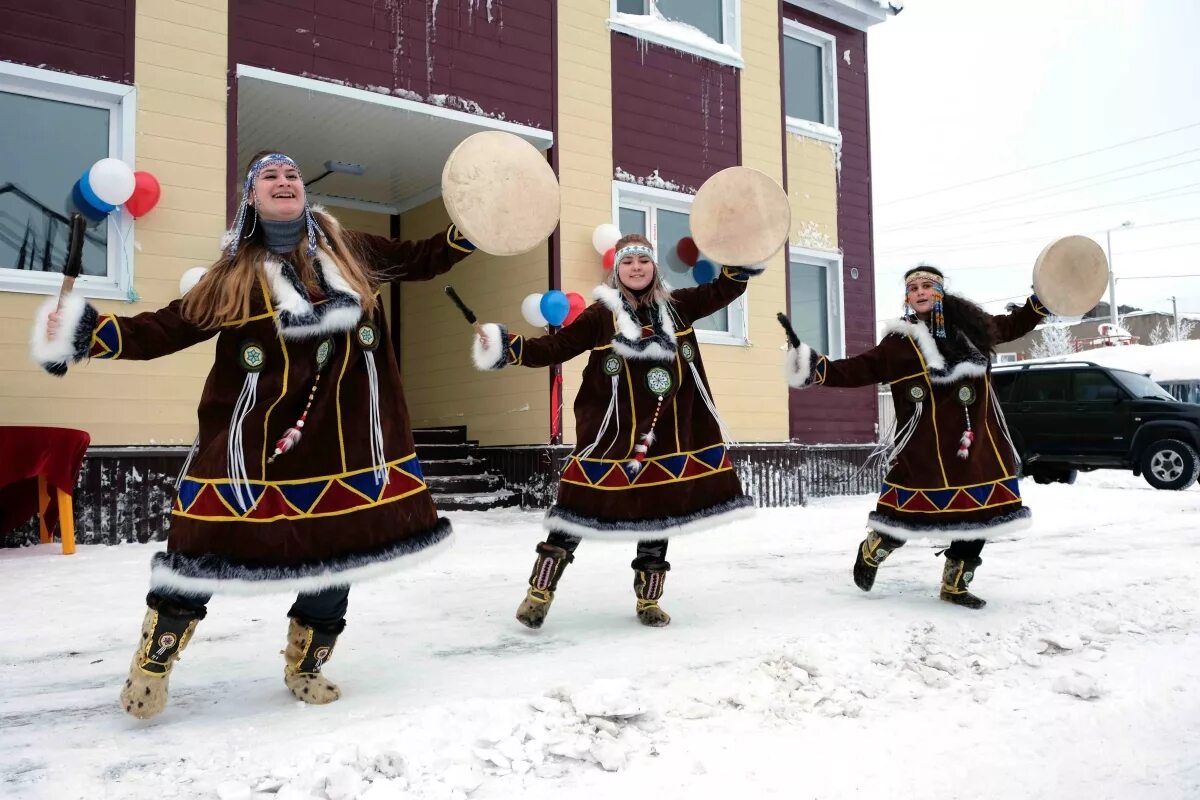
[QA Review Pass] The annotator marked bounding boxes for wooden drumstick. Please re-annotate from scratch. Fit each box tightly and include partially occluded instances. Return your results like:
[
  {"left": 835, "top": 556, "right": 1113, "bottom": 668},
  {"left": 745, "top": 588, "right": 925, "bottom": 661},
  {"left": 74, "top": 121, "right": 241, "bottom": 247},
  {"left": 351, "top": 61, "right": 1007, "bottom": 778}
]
[
  {"left": 776, "top": 312, "right": 802, "bottom": 349},
  {"left": 56, "top": 213, "right": 87, "bottom": 312},
  {"left": 444, "top": 285, "right": 484, "bottom": 338}
]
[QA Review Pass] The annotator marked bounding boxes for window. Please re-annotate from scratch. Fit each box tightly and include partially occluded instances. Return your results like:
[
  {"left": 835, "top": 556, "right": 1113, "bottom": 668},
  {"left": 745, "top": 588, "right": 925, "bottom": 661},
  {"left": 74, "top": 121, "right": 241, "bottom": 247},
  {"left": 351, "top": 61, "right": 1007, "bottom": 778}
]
[
  {"left": 1022, "top": 370, "right": 1071, "bottom": 402},
  {"left": 783, "top": 19, "right": 839, "bottom": 143},
  {"left": 1071, "top": 371, "right": 1124, "bottom": 402},
  {"left": 990, "top": 372, "right": 1018, "bottom": 403},
  {"left": 610, "top": 0, "right": 743, "bottom": 69},
  {"left": 613, "top": 181, "right": 747, "bottom": 344},
  {"left": 786, "top": 246, "right": 845, "bottom": 358},
  {"left": 0, "top": 63, "right": 135, "bottom": 300},
  {"left": 993, "top": 352, "right": 1019, "bottom": 364}
]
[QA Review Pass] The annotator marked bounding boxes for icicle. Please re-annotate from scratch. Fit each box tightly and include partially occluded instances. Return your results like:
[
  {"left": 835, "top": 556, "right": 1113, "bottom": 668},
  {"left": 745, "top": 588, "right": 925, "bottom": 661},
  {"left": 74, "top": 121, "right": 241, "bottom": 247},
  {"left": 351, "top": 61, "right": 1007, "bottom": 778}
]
[
  {"left": 227, "top": 373, "right": 259, "bottom": 513},
  {"left": 688, "top": 362, "right": 737, "bottom": 446},
  {"left": 364, "top": 351, "right": 389, "bottom": 485}
]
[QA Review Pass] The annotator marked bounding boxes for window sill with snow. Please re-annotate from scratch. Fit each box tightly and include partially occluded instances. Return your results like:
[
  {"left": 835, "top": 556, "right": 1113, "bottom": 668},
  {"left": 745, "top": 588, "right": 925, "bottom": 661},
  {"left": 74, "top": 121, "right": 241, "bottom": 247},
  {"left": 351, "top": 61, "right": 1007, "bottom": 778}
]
[{"left": 608, "top": 12, "right": 744, "bottom": 70}]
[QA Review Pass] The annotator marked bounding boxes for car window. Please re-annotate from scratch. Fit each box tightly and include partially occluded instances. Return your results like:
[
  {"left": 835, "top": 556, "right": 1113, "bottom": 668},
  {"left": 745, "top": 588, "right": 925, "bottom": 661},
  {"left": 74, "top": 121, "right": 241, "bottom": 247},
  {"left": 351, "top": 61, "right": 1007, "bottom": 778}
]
[
  {"left": 1072, "top": 370, "right": 1124, "bottom": 402},
  {"left": 1110, "top": 369, "right": 1176, "bottom": 401},
  {"left": 991, "top": 371, "right": 1018, "bottom": 402},
  {"left": 1021, "top": 370, "right": 1071, "bottom": 402}
]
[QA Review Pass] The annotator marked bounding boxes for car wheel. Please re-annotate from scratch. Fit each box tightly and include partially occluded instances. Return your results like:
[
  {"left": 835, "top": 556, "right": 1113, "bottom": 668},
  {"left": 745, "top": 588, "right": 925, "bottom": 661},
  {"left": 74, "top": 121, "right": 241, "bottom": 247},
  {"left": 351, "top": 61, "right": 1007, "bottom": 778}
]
[{"left": 1140, "top": 439, "right": 1200, "bottom": 490}]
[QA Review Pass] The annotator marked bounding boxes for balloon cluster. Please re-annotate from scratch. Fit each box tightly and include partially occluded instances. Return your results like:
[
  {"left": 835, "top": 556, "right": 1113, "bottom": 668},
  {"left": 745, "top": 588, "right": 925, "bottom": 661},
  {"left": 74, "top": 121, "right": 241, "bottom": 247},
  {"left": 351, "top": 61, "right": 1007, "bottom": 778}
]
[
  {"left": 674, "top": 236, "right": 718, "bottom": 284},
  {"left": 522, "top": 290, "right": 586, "bottom": 327},
  {"left": 73, "top": 158, "right": 161, "bottom": 222}
]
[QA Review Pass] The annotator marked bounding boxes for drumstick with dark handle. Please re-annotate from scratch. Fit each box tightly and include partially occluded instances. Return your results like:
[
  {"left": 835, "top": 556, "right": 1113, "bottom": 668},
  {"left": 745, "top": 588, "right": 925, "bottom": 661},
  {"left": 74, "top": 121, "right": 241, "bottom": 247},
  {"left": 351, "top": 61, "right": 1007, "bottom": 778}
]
[
  {"left": 776, "top": 312, "right": 802, "bottom": 349},
  {"left": 56, "top": 213, "right": 87, "bottom": 311},
  {"left": 444, "top": 286, "right": 484, "bottom": 338}
]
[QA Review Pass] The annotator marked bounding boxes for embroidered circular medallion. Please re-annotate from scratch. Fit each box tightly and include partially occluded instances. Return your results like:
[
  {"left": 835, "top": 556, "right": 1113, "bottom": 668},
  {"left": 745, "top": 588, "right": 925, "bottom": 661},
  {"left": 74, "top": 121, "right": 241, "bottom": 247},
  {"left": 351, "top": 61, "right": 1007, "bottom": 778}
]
[
  {"left": 355, "top": 322, "right": 379, "bottom": 351},
  {"left": 906, "top": 382, "right": 927, "bottom": 403},
  {"left": 645, "top": 366, "right": 673, "bottom": 397},
  {"left": 315, "top": 337, "right": 335, "bottom": 370},
  {"left": 680, "top": 341, "right": 696, "bottom": 363},
  {"left": 956, "top": 383, "right": 978, "bottom": 406},
  {"left": 602, "top": 354, "right": 623, "bottom": 376},
  {"left": 239, "top": 340, "right": 266, "bottom": 373}
]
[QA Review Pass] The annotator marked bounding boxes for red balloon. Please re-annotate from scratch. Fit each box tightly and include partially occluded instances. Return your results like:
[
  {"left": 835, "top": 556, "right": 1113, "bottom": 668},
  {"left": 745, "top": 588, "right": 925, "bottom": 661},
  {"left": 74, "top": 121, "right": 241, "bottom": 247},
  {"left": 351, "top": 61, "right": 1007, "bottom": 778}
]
[
  {"left": 564, "top": 292, "right": 587, "bottom": 326},
  {"left": 124, "top": 171, "right": 161, "bottom": 218},
  {"left": 602, "top": 247, "right": 616, "bottom": 270},
  {"left": 675, "top": 236, "right": 699, "bottom": 267}
]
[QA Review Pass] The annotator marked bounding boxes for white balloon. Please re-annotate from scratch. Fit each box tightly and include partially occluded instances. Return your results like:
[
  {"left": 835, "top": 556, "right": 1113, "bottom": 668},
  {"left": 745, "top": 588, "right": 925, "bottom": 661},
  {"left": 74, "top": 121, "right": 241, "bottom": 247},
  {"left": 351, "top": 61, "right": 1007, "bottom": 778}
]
[
  {"left": 521, "top": 292, "right": 547, "bottom": 327},
  {"left": 179, "top": 267, "right": 207, "bottom": 296},
  {"left": 89, "top": 158, "right": 136, "bottom": 206},
  {"left": 591, "top": 223, "right": 622, "bottom": 255}
]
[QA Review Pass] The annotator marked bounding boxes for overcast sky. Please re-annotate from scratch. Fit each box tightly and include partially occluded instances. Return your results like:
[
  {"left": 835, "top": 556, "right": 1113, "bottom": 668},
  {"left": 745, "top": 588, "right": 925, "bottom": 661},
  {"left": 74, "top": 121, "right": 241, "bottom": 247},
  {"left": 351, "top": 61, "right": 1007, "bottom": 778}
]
[{"left": 867, "top": 0, "right": 1200, "bottom": 327}]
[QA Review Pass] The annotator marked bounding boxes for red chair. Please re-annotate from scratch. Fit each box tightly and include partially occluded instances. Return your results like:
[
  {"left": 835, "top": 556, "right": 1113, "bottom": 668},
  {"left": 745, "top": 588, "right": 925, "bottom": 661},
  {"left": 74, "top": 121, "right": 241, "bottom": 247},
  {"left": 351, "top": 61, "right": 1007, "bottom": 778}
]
[{"left": 0, "top": 426, "right": 90, "bottom": 554}]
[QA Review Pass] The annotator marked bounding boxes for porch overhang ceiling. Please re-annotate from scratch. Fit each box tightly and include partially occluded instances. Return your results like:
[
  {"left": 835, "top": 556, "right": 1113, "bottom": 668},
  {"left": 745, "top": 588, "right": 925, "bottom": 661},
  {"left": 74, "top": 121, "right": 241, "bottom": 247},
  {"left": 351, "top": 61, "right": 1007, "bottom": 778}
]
[{"left": 236, "top": 65, "right": 554, "bottom": 215}]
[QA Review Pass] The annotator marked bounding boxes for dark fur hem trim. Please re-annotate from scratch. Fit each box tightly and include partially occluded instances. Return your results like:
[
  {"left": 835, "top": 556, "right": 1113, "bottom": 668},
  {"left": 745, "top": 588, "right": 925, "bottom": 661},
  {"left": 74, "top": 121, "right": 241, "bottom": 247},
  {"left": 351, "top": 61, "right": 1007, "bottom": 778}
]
[
  {"left": 148, "top": 518, "right": 453, "bottom": 596},
  {"left": 868, "top": 506, "right": 1032, "bottom": 543},
  {"left": 543, "top": 495, "right": 755, "bottom": 540}
]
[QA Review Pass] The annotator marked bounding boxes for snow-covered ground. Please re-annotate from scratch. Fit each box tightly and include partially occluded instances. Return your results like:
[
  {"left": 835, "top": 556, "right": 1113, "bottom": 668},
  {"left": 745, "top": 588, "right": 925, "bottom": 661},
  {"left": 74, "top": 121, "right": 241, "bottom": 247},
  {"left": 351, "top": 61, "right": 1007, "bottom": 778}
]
[{"left": 2, "top": 473, "right": 1197, "bottom": 800}]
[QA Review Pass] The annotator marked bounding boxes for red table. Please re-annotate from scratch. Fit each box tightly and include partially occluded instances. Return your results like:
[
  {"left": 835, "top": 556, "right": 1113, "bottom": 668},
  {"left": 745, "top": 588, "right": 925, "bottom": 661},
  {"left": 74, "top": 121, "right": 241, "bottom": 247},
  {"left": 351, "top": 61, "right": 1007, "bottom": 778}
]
[{"left": 0, "top": 426, "right": 90, "bottom": 554}]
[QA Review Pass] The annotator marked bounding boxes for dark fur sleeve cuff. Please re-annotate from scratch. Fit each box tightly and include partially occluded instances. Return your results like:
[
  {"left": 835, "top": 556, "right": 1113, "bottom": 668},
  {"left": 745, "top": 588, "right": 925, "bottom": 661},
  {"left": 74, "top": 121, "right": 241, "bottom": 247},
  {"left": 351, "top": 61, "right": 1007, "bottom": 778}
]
[
  {"left": 785, "top": 342, "right": 826, "bottom": 388},
  {"left": 30, "top": 294, "right": 98, "bottom": 377}
]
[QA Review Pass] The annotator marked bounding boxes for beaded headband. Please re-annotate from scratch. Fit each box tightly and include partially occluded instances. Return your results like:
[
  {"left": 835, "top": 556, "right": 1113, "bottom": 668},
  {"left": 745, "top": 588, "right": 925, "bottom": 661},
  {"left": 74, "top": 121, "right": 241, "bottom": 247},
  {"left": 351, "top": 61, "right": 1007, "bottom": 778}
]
[
  {"left": 614, "top": 244, "right": 655, "bottom": 264},
  {"left": 225, "top": 153, "right": 327, "bottom": 259}
]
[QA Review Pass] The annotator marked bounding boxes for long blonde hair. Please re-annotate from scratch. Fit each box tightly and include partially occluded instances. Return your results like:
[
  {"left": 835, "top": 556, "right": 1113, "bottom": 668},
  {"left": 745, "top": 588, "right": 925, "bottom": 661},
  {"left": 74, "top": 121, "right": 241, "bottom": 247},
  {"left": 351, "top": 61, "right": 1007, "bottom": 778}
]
[
  {"left": 181, "top": 153, "right": 378, "bottom": 329},
  {"left": 606, "top": 233, "right": 671, "bottom": 309}
]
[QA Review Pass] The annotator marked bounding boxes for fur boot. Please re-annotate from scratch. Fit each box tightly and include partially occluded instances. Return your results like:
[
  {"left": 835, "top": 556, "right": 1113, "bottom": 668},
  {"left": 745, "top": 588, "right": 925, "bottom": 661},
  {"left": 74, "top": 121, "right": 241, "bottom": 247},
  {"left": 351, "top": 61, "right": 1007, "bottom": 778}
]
[
  {"left": 940, "top": 555, "right": 986, "bottom": 609},
  {"left": 853, "top": 529, "right": 904, "bottom": 592},
  {"left": 632, "top": 556, "right": 671, "bottom": 627},
  {"left": 516, "top": 542, "right": 574, "bottom": 629},
  {"left": 119, "top": 603, "right": 203, "bottom": 719},
  {"left": 283, "top": 618, "right": 343, "bottom": 704}
]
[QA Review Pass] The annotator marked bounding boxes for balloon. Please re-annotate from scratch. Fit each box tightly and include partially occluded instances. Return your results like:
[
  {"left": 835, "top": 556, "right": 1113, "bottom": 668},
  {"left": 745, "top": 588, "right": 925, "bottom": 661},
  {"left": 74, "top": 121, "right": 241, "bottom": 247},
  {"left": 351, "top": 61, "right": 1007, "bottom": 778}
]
[
  {"left": 693, "top": 258, "right": 717, "bottom": 284},
  {"left": 124, "top": 171, "right": 162, "bottom": 218},
  {"left": 521, "top": 292, "right": 547, "bottom": 327},
  {"left": 591, "top": 223, "right": 622, "bottom": 255},
  {"left": 564, "top": 292, "right": 587, "bottom": 326},
  {"left": 540, "top": 290, "right": 570, "bottom": 327},
  {"left": 71, "top": 181, "right": 110, "bottom": 222},
  {"left": 602, "top": 247, "right": 616, "bottom": 270},
  {"left": 179, "top": 267, "right": 207, "bottom": 296},
  {"left": 676, "top": 236, "right": 699, "bottom": 267},
  {"left": 88, "top": 158, "right": 136, "bottom": 206},
  {"left": 78, "top": 171, "right": 115, "bottom": 213}
]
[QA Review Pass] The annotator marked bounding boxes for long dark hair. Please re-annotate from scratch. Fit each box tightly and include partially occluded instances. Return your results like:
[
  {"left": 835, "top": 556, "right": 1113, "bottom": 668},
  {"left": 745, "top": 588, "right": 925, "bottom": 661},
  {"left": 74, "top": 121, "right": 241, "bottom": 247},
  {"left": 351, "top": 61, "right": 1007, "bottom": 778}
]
[{"left": 942, "top": 292, "right": 999, "bottom": 355}]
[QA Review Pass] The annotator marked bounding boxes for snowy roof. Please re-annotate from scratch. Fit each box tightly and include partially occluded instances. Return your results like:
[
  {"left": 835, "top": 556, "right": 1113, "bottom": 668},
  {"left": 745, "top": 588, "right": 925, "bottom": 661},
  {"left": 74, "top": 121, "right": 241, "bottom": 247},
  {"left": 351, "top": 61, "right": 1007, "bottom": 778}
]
[{"left": 1016, "top": 340, "right": 1200, "bottom": 383}]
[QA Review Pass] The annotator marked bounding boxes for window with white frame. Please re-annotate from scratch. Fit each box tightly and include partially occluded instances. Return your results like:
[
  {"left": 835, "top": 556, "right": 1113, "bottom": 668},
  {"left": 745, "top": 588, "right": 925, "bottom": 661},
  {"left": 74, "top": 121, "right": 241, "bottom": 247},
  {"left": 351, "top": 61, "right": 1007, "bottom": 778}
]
[
  {"left": 0, "top": 62, "right": 136, "bottom": 300},
  {"left": 611, "top": 0, "right": 743, "bottom": 68},
  {"left": 614, "top": 182, "right": 747, "bottom": 344},
  {"left": 993, "top": 352, "right": 1019, "bottom": 364},
  {"left": 783, "top": 19, "right": 839, "bottom": 142},
  {"left": 786, "top": 246, "right": 845, "bottom": 358}
]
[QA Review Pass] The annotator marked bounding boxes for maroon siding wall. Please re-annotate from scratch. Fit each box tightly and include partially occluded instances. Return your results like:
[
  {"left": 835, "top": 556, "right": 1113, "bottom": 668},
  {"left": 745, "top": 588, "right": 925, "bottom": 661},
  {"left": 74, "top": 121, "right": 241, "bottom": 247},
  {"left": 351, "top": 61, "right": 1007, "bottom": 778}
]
[
  {"left": 784, "top": 7, "right": 878, "bottom": 444},
  {"left": 0, "top": 0, "right": 134, "bottom": 83},
  {"left": 610, "top": 34, "right": 740, "bottom": 191},
  {"left": 229, "top": 0, "right": 553, "bottom": 129}
]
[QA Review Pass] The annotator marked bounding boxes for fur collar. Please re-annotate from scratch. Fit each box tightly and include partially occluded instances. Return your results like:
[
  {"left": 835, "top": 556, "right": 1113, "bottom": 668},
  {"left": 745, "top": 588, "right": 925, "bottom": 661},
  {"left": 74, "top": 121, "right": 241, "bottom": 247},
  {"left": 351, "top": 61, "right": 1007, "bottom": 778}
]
[
  {"left": 593, "top": 285, "right": 677, "bottom": 362},
  {"left": 263, "top": 248, "right": 362, "bottom": 340},
  {"left": 882, "top": 317, "right": 988, "bottom": 384}
]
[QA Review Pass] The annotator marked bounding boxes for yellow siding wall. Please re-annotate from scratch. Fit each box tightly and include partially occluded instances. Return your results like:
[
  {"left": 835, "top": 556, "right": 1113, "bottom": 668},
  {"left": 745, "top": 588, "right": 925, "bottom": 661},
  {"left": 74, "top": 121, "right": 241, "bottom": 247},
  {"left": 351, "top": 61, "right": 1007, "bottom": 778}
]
[
  {"left": 787, "top": 133, "right": 839, "bottom": 250},
  {"left": 398, "top": 200, "right": 549, "bottom": 445},
  {"left": 711, "top": 0, "right": 789, "bottom": 442},
  {"left": 0, "top": 0, "right": 228, "bottom": 445},
  {"left": 556, "top": 1, "right": 614, "bottom": 446}
]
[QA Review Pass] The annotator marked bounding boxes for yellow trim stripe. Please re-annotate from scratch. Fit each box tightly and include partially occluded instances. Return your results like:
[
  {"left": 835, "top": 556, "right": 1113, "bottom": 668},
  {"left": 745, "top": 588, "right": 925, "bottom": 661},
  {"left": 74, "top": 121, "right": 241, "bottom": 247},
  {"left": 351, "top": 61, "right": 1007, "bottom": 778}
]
[
  {"left": 561, "top": 464, "right": 734, "bottom": 491},
  {"left": 173, "top": 484, "right": 428, "bottom": 523}
]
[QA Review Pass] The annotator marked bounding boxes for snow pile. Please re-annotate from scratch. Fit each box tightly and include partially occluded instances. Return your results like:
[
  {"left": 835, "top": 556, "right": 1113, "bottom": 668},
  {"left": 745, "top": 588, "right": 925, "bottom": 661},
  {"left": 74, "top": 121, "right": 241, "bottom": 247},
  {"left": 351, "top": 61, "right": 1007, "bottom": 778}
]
[
  {"left": 609, "top": 9, "right": 742, "bottom": 65},
  {"left": 614, "top": 167, "right": 692, "bottom": 193},
  {"left": 1027, "top": 339, "right": 1200, "bottom": 382}
]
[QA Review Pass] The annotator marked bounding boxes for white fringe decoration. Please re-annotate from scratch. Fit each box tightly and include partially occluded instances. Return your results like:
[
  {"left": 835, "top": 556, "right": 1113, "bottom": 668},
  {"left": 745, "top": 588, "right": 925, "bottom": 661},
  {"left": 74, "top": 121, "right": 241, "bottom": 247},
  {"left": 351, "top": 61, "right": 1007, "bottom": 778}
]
[
  {"left": 175, "top": 435, "right": 199, "bottom": 492},
  {"left": 989, "top": 383, "right": 1023, "bottom": 468},
  {"left": 227, "top": 373, "right": 259, "bottom": 513},
  {"left": 364, "top": 351, "right": 389, "bottom": 485},
  {"left": 886, "top": 401, "right": 922, "bottom": 468},
  {"left": 688, "top": 362, "right": 737, "bottom": 446},
  {"left": 574, "top": 375, "right": 620, "bottom": 464}
]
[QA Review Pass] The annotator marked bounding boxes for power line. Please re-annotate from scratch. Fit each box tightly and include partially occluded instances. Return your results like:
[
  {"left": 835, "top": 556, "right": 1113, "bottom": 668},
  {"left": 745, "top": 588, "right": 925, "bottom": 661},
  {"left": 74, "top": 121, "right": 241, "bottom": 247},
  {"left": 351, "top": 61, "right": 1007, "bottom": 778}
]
[
  {"left": 876, "top": 120, "right": 1200, "bottom": 206},
  {"left": 1115, "top": 240, "right": 1200, "bottom": 255}
]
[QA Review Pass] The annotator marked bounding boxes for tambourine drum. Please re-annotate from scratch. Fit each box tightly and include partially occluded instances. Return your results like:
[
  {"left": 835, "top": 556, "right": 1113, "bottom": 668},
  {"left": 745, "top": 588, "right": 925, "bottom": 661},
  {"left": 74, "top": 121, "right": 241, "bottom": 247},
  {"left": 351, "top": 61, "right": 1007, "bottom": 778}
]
[
  {"left": 1031, "top": 235, "right": 1109, "bottom": 317},
  {"left": 690, "top": 166, "right": 791, "bottom": 267},
  {"left": 441, "top": 131, "right": 560, "bottom": 257}
]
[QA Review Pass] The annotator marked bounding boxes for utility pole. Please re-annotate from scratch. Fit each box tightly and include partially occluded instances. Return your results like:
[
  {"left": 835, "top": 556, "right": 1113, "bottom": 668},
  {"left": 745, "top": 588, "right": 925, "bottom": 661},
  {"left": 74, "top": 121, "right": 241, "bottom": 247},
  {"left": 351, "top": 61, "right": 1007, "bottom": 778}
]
[
  {"left": 1105, "top": 221, "right": 1133, "bottom": 325},
  {"left": 1171, "top": 295, "right": 1179, "bottom": 341}
]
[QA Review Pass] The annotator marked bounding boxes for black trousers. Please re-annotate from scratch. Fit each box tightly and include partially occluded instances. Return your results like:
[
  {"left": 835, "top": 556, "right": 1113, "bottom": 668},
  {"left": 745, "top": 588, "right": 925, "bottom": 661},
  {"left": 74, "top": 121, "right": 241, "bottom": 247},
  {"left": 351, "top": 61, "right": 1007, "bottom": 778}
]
[
  {"left": 545, "top": 530, "right": 670, "bottom": 568},
  {"left": 875, "top": 532, "right": 985, "bottom": 562},
  {"left": 147, "top": 586, "right": 350, "bottom": 630}
]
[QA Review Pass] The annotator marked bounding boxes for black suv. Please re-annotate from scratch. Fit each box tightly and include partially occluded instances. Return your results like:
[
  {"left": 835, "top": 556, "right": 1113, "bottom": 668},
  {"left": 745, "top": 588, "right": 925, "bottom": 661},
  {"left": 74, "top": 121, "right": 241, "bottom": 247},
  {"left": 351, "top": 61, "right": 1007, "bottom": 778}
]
[{"left": 991, "top": 361, "right": 1200, "bottom": 490}]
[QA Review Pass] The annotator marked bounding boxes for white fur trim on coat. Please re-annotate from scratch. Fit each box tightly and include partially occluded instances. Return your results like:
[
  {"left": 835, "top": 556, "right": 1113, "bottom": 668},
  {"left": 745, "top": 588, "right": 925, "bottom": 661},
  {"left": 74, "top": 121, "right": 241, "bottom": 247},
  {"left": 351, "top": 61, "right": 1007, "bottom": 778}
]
[
  {"left": 543, "top": 496, "right": 756, "bottom": 541},
  {"left": 785, "top": 342, "right": 816, "bottom": 388},
  {"left": 472, "top": 323, "right": 509, "bottom": 370},
  {"left": 30, "top": 293, "right": 94, "bottom": 369},
  {"left": 262, "top": 251, "right": 363, "bottom": 340},
  {"left": 868, "top": 506, "right": 1032, "bottom": 543},
  {"left": 880, "top": 318, "right": 989, "bottom": 384},
  {"left": 593, "top": 284, "right": 677, "bottom": 362}
]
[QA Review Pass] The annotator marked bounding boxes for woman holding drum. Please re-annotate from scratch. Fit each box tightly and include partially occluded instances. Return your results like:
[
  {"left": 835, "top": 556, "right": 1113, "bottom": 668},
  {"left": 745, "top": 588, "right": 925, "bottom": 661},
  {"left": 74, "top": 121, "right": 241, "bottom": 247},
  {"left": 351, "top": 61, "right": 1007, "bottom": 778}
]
[
  {"left": 781, "top": 237, "right": 1106, "bottom": 607},
  {"left": 32, "top": 150, "right": 478, "bottom": 718},
  {"left": 464, "top": 167, "right": 790, "bottom": 629}
]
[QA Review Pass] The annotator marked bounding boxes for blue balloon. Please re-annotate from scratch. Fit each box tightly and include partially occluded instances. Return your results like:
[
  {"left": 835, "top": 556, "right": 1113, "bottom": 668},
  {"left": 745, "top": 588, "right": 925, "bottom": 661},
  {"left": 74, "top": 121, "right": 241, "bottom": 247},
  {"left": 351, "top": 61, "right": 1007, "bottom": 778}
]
[
  {"left": 540, "top": 290, "right": 570, "bottom": 326},
  {"left": 71, "top": 181, "right": 109, "bottom": 222},
  {"left": 693, "top": 258, "right": 718, "bottom": 284},
  {"left": 78, "top": 170, "right": 115, "bottom": 214}
]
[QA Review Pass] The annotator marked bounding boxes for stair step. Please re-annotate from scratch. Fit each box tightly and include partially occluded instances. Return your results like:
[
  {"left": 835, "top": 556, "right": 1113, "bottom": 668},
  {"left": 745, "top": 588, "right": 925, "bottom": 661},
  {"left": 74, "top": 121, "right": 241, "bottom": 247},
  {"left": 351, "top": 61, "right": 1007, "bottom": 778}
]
[
  {"left": 412, "top": 426, "right": 468, "bottom": 445},
  {"left": 414, "top": 443, "right": 472, "bottom": 460},
  {"left": 426, "top": 474, "right": 502, "bottom": 493},
  {"left": 435, "top": 490, "right": 521, "bottom": 512},
  {"left": 420, "top": 458, "right": 485, "bottom": 477}
]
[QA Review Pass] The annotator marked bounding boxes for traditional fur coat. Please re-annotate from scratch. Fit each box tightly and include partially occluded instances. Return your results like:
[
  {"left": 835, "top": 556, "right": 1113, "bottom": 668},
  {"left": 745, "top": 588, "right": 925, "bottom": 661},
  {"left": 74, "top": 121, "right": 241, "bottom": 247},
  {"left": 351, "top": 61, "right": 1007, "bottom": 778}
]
[
  {"left": 31, "top": 218, "right": 476, "bottom": 593},
  {"left": 786, "top": 296, "right": 1051, "bottom": 542},
  {"left": 473, "top": 267, "right": 758, "bottom": 539}
]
